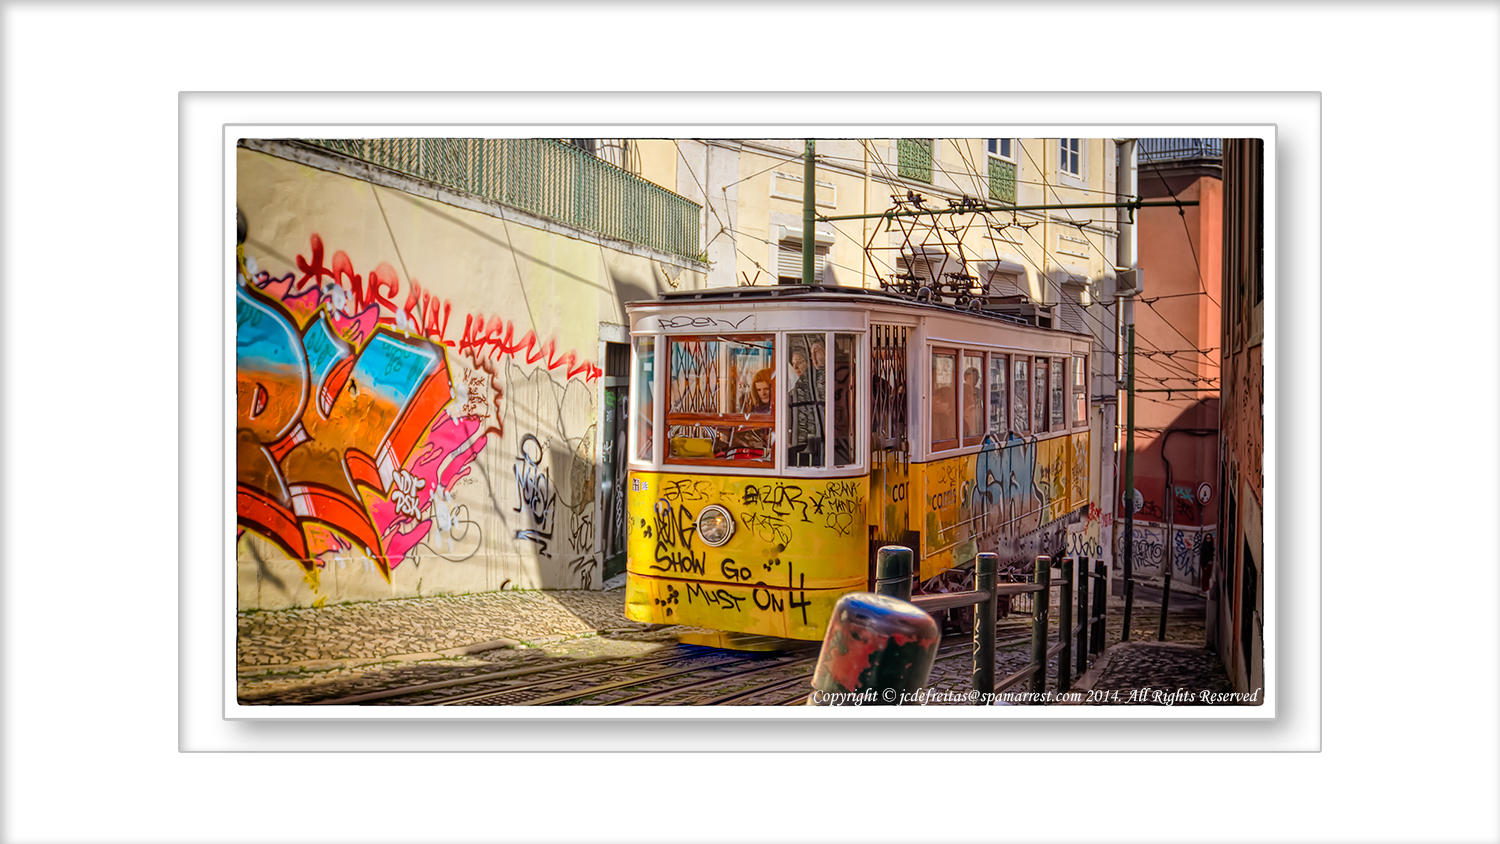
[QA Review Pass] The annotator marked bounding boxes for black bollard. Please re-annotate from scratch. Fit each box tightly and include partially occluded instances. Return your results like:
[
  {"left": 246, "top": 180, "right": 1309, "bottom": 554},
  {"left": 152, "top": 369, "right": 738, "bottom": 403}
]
[
  {"left": 1030, "top": 557, "right": 1050, "bottom": 693},
  {"left": 874, "top": 545, "right": 913, "bottom": 602},
  {"left": 1076, "top": 555, "right": 1090, "bottom": 677},
  {"left": 973, "top": 552, "right": 998, "bottom": 701}
]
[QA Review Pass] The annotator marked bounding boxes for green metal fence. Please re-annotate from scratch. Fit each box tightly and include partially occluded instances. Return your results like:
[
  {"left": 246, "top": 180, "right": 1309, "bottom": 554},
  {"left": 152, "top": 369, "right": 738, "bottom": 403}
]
[
  {"left": 303, "top": 138, "right": 703, "bottom": 262},
  {"left": 897, "top": 138, "right": 934, "bottom": 183},
  {"left": 988, "top": 156, "right": 1017, "bottom": 204}
]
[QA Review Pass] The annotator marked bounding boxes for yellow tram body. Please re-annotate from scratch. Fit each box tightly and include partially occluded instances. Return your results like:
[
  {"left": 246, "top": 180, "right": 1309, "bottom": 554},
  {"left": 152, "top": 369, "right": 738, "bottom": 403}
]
[{"left": 624, "top": 286, "right": 1098, "bottom": 641}]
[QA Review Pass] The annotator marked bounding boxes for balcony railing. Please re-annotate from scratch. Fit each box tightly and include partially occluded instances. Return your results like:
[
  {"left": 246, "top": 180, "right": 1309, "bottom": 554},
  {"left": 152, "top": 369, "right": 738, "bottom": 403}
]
[
  {"left": 988, "top": 157, "right": 1017, "bottom": 204},
  {"left": 1138, "top": 138, "right": 1223, "bottom": 164},
  {"left": 897, "top": 138, "right": 934, "bottom": 183},
  {"left": 302, "top": 138, "right": 704, "bottom": 262}
]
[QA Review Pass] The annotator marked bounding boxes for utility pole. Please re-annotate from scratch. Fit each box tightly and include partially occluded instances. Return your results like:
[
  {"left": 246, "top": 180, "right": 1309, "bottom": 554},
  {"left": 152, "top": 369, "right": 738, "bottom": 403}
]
[
  {"left": 1115, "top": 138, "right": 1139, "bottom": 641},
  {"left": 803, "top": 139, "right": 816, "bottom": 284}
]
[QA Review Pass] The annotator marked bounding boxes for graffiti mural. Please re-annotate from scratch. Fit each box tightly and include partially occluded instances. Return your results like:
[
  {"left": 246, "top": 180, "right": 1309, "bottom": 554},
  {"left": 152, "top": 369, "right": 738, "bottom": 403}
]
[
  {"left": 236, "top": 279, "right": 481, "bottom": 580},
  {"left": 925, "top": 431, "right": 1092, "bottom": 579},
  {"left": 1113, "top": 522, "right": 1215, "bottom": 586},
  {"left": 236, "top": 229, "right": 609, "bottom": 601}
]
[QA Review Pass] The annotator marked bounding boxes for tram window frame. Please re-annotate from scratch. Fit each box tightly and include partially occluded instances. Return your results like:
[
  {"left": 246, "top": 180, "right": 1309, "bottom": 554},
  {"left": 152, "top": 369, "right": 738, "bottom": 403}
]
[
  {"left": 1011, "top": 356, "right": 1030, "bottom": 436},
  {"left": 930, "top": 347, "right": 959, "bottom": 451},
  {"left": 662, "top": 333, "right": 778, "bottom": 468},
  {"left": 1072, "top": 354, "right": 1088, "bottom": 430},
  {"left": 987, "top": 352, "right": 1008, "bottom": 439},
  {"left": 960, "top": 350, "right": 986, "bottom": 447},
  {"left": 1032, "top": 356, "right": 1048, "bottom": 433},
  {"left": 786, "top": 332, "right": 829, "bottom": 469},
  {"left": 831, "top": 332, "right": 860, "bottom": 467},
  {"left": 1050, "top": 358, "right": 1066, "bottom": 431},
  {"left": 631, "top": 335, "right": 657, "bottom": 464}
]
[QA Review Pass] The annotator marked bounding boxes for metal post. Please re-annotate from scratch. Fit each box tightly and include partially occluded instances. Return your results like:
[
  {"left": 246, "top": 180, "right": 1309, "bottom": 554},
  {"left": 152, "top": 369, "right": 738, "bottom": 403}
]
[
  {"left": 1030, "top": 558, "right": 1051, "bottom": 693},
  {"left": 1123, "top": 325, "right": 1136, "bottom": 642},
  {"left": 973, "top": 552, "right": 998, "bottom": 701},
  {"left": 874, "top": 545, "right": 912, "bottom": 602},
  {"left": 1076, "top": 555, "right": 1090, "bottom": 677},
  {"left": 1091, "top": 559, "right": 1107, "bottom": 654},
  {"left": 809, "top": 592, "right": 940, "bottom": 705},
  {"left": 1158, "top": 566, "right": 1173, "bottom": 641},
  {"left": 803, "top": 139, "right": 816, "bottom": 285},
  {"left": 1058, "top": 557, "right": 1073, "bottom": 693}
]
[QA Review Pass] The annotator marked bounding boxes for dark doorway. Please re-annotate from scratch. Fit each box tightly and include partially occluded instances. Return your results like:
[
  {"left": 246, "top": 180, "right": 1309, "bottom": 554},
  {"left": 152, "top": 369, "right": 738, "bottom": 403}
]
[{"left": 601, "top": 342, "right": 630, "bottom": 580}]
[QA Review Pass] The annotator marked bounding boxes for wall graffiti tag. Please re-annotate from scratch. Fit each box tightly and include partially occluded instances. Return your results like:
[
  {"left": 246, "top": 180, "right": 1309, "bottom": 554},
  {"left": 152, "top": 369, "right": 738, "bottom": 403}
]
[{"left": 512, "top": 433, "right": 558, "bottom": 556}]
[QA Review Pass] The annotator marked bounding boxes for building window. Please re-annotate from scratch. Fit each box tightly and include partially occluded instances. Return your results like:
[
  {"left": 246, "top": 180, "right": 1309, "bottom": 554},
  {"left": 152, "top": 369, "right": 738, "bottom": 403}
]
[
  {"left": 898, "top": 139, "right": 934, "bottom": 183},
  {"left": 1058, "top": 138, "right": 1081, "bottom": 177},
  {"left": 777, "top": 239, "right": 829, "bottom": 284},
  {"left": 987, "top": 138, "right": 1014, "bottom": 160},
  {"left": 930, "top": 348, "right": 958, "bottom": 450}
]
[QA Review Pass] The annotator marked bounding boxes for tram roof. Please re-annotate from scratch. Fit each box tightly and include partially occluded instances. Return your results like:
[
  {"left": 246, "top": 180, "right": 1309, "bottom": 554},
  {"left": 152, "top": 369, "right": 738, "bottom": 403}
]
[{"left": 637, "top": 283, "right": 1093, "bottom": 340}]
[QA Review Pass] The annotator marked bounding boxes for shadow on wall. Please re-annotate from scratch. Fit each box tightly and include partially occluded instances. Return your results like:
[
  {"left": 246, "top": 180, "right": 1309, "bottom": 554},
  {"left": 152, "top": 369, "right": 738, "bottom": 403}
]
[{"left": 609, "top": 262, "right": 665, "bottom": 324}]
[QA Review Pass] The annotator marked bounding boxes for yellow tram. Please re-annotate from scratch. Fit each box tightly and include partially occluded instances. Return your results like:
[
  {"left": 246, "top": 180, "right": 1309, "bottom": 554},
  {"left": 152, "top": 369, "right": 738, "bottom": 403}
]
[{"left": 624, "top": 285, "right": 1096, "bottom": 640}]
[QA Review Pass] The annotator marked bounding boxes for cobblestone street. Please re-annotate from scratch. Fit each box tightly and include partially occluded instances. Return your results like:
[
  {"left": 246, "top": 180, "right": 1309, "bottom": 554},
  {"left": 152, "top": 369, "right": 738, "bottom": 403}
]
[{"left": 237, "top": 580, "right": 1242, "bottom": 706}]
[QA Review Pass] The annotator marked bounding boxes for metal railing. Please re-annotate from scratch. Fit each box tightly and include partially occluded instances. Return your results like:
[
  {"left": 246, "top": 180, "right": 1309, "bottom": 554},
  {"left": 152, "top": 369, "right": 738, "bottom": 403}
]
[
  {"left": 897, "top": 138, "right": 934, "bottom": 183},
  {"left": 874, "top": 548, "right": 1108, "bottom": 701},
  {"left": 301, "top": 138, "right": 704, "bottom": 262},
  {"left": 1138, "top": 137, "right": 1223, "bottom": 164}
]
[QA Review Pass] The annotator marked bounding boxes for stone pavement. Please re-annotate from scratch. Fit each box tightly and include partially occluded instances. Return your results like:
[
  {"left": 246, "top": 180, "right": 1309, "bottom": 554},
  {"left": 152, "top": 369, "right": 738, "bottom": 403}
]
[
  {"left": 237, "top": 581, "right": 1243, "bottom": 705},
  {"left": 236, "top": 584, "right": 694, "bottom": 701},
  {"left": 1068, "top": 593, "right": 1249, "bottom": 706}
]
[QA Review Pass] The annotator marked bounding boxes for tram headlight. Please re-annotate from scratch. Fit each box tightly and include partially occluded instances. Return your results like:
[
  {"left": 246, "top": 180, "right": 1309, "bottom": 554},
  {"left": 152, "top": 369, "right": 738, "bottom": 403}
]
[{"left": 695, "top": 505, "right": 735, "bottom": 547}]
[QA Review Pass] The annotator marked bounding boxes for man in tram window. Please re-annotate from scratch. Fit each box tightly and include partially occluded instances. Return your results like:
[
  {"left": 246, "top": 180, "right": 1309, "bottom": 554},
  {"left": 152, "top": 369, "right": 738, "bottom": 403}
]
[
  {"left": 788, "top": 346, "right": 824, "bottom": 466},
  {"left": 962, "top": 366, "right": 983, "bottom": 438}
]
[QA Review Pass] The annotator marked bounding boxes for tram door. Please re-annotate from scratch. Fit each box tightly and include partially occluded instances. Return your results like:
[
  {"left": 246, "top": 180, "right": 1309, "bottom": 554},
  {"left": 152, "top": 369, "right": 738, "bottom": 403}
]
[
  {"left": 869, "top": 325, "right": 916, "bottom": 565},
  {"left": 600, "top": 342, "right": 630, "bottom": 582}
]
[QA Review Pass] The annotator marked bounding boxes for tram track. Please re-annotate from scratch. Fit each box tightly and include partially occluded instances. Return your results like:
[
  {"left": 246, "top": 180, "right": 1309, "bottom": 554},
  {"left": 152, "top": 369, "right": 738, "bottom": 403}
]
[{"left": 309, "top": 619, "right": 1049, "bottom": 707}]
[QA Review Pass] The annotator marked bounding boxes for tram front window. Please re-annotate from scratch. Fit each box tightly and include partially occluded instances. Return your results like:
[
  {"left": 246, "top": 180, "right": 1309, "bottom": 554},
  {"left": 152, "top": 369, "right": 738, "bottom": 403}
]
[{"left": 664, "top": 334, "right": 776, "bottom": 465}]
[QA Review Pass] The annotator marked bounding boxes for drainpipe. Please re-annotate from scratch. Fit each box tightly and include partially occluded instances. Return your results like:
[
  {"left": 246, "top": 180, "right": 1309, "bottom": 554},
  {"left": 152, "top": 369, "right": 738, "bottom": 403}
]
[
  {"left": 1116, "top": 138, "right": 1137, "bottom": 639},
  {"left": 862, "top": 142, "right": 870, "bottom": 289}
]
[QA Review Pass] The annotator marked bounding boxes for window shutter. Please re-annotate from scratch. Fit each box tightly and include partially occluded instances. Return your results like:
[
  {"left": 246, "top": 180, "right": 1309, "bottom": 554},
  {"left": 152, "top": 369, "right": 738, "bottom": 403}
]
[{"left": 779, "top": 240, "right": 827, "bottom": 281}]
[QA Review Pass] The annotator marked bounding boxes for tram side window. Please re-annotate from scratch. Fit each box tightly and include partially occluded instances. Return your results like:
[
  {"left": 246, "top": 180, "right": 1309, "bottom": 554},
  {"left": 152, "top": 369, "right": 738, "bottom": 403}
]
[
  {"left": 1050, "top": 359, "right": 1065, "bottom": 430},
  {"left": 665, "top": 334, "right": 776, "bottom": 465},
  {"left": 1012, "top": 357, "right": 1030, "bottom": 435},
  {"left": 931, "top": 348, "right": 958, "bottom": 450},
  {"left": 988, "top": 353, "right": 1007, "bottom": 439},
  {"left": 961, "top": 350, "right": 985, "bottom": 446},
  {"left": 832, "top": 333, "right": 858, "bottom": 466},
  {"left": 1033, "top": 356, "right": 1048, "bottom": 433},
  {"left": 634, "top": 336, "right": 655, "bottom": 461},
  {"left": 1073, "top": 355, "right": 1088, "bottom": 427},
  {"left": 787, "top": 333, "right": 826, "bottom": 467}
]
